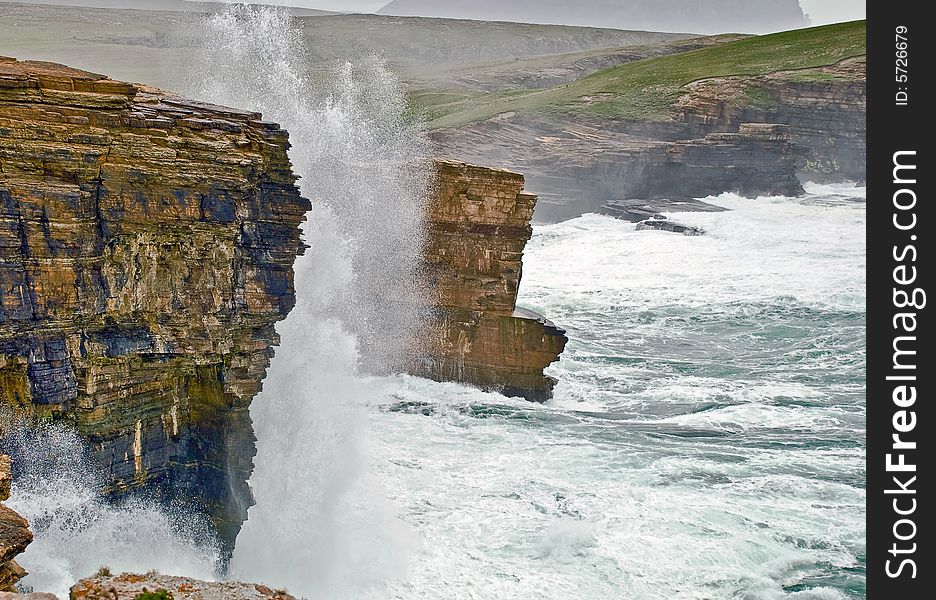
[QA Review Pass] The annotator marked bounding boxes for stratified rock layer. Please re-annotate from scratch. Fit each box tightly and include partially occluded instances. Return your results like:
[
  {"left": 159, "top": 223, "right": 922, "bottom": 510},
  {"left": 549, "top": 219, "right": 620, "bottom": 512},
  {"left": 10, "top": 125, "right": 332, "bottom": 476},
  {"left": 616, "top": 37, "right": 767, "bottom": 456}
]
[
  {"left": 0, "top": 455, "right": 31, "bottom": 592},
  {"left": 0, "top": 57, "right": 311, "bottom": 553},
  {"left": 677, "top": 56, "right": 866, "bottom": 181},
  {"left": 414, "top": 160, "right": 567, "bottom": 401},
  {"left": 71, "top": 573, "right": 296, "bottom": 600}
]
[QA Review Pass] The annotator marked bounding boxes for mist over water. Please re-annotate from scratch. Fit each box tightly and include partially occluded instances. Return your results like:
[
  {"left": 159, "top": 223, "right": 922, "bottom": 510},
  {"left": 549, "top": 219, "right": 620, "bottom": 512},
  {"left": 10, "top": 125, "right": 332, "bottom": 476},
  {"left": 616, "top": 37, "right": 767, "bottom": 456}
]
[
  {"left": 1, "top": 423, "right": 218, "bottom": 598},
  {"left": 179, "top": 4, "right": 430, "bottom": 596},
  {"left": 366, "top": 183, "right": 866, "bottom": 600}
]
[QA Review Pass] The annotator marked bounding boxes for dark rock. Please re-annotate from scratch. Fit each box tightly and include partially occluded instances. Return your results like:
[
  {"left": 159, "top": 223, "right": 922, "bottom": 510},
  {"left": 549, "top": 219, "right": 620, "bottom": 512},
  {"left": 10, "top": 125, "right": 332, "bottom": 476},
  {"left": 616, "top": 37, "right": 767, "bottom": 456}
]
[{"left": 635, "top": 216, "right": 705, "bottom": 236}]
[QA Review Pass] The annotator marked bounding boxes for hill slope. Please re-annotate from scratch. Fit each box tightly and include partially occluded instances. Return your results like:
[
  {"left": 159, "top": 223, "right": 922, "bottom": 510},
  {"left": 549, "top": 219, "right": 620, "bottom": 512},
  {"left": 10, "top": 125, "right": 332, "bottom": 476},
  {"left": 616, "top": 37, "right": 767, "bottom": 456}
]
[
  {"left": 427, "top": 21, "right": 866, "bottom": 221},
  {"left": 423, "top": 20, "right": 866, "bottom": 129},
  {"left": 379, "top": 0, "right": 807, "bottom": 34}
]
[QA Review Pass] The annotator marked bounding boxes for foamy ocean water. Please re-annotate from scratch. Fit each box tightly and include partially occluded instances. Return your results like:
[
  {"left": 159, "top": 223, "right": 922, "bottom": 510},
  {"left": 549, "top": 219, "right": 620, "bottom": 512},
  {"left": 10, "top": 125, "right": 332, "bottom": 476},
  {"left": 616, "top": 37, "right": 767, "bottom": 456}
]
[
  {"left": 5, "top": 6, "right": 866, "bottom": 597},
  {"left": 9, "top": 186, "right": 866, "bottom": 600},
  {"left": 367, "top": 183, "right": 866, "bottom": 600}
]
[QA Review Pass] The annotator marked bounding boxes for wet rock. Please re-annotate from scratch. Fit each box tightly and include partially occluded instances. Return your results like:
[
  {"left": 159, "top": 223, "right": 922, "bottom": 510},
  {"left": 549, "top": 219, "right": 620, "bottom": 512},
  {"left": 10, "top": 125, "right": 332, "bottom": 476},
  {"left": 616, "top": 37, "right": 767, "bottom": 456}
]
[
  {"left": 0, "top": 456, "right": 31, "bottom": 592},
  {"left": 635, "top": 216, "right": 705, "bottom": 236},
  {"left": 601, "top": 198, "right": 726, "bottom": 222},
  {"left": 412, "top": 160, "right": 568, "bottom": 401},
  {"left": 0, "top": 57, "right": 310, "bottom": 556}
]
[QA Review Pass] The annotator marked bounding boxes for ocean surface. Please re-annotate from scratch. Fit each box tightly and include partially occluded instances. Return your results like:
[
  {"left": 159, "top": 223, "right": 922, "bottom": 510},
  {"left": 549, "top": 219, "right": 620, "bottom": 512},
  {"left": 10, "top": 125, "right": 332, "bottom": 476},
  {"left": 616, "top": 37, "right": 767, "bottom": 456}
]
[
  {"left": 363, "top": 184, "right": 867, "bottom": 600},
  {"left": 8, "top": 185, "right": 866, "bottom": 600},
  {"left": 5, "top": 6, "right": 865, "bottom": 598}
]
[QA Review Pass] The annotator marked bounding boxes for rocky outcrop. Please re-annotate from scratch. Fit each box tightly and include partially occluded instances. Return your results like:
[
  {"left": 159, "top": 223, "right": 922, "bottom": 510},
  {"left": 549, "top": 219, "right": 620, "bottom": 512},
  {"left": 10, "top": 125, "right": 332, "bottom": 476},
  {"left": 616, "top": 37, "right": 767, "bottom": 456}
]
[
  {"left": 413, "top": 160, "right": 567, "bottom": 401},
  {"left": 0, "top": 57, "right": 310, "bottom": 555},
  {"left": 71, "top": 572, "right": 295, "bottom": 600},
  {"left": 635, "top": 216, "right": 704, "bottom": 236},
  {"left": 0, "top": 58, "right": 568, "bottom": 560},
  {"left": 0, "top": 456, "right": 31, "bottom": 592},
  {"left": 676, "top": 56, "right": 866, "bottom": 182},
  {"left": 432, "top": 115, "right": 805, "bottom": 222}
]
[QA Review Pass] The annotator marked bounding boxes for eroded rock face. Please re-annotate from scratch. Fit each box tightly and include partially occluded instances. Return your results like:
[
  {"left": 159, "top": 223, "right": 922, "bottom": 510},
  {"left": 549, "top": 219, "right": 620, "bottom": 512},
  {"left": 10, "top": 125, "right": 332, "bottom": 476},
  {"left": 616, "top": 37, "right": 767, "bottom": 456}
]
[
  {"left": 0, "top": 456, "right": 31, "bottom": 592},
  {"left": 70, "top": 572, "right": 295, "bottom": 600},
  {"left": 677, "top": 56, "right": 866, "bottom": 182},
  {"left": 0, "top": 57, "right": 310, "bottom": 553},
  {"left": 0, "top": 58, "right": 567, "bottom": 560},
  {"left": 413, "top": 160, "right": 567, "bottom": 401}
]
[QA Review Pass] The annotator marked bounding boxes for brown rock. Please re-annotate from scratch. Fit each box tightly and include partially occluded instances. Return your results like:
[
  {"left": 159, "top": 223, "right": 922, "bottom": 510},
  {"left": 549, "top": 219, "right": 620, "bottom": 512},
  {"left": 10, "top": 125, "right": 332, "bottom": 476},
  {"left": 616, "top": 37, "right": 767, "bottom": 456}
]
[
  {"left": 413, "top": 160, "right": 567, "bottom": 401},
  {"left": 0, "top": 456, "right": 10, "bottom": 502},
  {"left": 0, "top": 455, "right": 31, "bottom": 592},
  {"left": 70, "top": 573, "right": 295, "bottom": 600}
]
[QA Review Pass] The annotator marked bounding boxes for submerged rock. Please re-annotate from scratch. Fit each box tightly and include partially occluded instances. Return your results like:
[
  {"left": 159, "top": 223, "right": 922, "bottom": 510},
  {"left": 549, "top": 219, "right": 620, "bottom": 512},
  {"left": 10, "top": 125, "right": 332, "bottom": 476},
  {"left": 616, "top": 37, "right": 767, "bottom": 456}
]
[
  {"left": 70, "top": 573, "right": 295, "bottom": 600},
  {"left": 635, "top": 216, "right": 705, "bottom": 236}
]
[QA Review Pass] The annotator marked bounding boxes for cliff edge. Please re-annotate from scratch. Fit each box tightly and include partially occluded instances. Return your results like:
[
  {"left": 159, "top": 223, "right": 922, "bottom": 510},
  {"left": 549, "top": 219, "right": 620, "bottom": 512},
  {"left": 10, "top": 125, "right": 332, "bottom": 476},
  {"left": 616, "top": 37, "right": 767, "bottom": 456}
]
[
  {"left": 0, "top": 58, "right": 567, "bottom": 554},
  {"left": 0, "top": 56, "right": 311, "bottom": 553}
]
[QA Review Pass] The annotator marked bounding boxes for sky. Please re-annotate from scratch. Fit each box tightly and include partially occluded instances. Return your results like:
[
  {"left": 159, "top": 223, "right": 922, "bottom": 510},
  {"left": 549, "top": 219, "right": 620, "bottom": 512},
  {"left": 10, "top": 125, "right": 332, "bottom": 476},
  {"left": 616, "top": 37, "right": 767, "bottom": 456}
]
[
  {"left": 798, "top": 0, "right": 865, "bottom": 25},
  {"left": 0, "top": 0, "right": 868, "bottom": 24}
]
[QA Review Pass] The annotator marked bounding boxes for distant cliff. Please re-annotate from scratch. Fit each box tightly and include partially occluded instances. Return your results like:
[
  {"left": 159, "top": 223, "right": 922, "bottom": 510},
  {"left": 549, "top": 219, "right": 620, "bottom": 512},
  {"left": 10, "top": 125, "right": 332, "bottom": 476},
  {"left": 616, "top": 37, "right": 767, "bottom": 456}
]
[
  {"left": 379, "top": 0, "right": 807, "bottom": 34},
  {"left": 427, "top": 21, "right": 866, "bottom": 222}
]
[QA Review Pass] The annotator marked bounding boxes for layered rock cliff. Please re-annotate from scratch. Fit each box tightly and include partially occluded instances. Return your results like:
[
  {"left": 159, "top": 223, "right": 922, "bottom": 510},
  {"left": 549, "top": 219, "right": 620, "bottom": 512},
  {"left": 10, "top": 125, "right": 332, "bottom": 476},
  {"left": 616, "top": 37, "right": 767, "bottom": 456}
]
[
  {"left": 0, "top": 58, "right": 567, "bottom": 556},
  {"left": 0, "top": 56, "right": 311, "bottom": 553},
  {"left": 0, "top": 456, "right": 31, "bottom": 592},
  {"left": 414, "top": 161, "right": 567, "bottom": 401},
  {"left": 676, "top": 56, "right": 866, "bottom": 182}
]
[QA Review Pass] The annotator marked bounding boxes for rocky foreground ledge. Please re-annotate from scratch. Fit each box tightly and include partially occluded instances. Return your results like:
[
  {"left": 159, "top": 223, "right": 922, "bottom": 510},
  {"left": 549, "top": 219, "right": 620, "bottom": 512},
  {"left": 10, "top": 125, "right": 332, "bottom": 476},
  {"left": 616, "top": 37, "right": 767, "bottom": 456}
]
[
  {"left": 69, "top": 572, "right": 297, "bottom": 600},
  {"left": 0, "top": 58, "right": 565, "bottom": 553},
  {"left": 0, "top": 456, "right": 31, "bottom": 592}
]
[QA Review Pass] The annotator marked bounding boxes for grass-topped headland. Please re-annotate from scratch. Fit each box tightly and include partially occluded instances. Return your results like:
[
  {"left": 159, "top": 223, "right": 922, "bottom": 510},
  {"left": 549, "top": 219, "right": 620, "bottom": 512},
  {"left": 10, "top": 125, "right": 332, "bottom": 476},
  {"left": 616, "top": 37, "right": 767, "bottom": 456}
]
[{"left": 422, "top": 20, "right": 866, "bottom": 128}]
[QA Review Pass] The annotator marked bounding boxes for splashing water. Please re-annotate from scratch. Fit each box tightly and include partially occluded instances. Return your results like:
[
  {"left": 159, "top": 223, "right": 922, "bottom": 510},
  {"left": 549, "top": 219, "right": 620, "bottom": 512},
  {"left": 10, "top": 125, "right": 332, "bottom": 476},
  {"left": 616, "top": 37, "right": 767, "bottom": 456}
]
[
  {"left": 2, "top": 423, "right": 218, "bottom": 598},
  {"left": 6, "top": 4, "right": 429, "bottom": 597},
  {"left": 179, "top": 5, "right": 430, "bottom": 597}
]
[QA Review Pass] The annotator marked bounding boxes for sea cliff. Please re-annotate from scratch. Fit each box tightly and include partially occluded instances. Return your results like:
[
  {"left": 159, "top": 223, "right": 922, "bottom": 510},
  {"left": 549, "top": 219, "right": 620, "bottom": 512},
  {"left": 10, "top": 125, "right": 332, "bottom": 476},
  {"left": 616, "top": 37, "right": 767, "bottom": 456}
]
[
  {"left": 0, "top": 58, "right": 565, "bottom": 553},
  {"left": 415, "top": 160, "right": 567, "bottom": 401},
  {"left": 0, "top": 56, "right": 311, "bottom": 552}
]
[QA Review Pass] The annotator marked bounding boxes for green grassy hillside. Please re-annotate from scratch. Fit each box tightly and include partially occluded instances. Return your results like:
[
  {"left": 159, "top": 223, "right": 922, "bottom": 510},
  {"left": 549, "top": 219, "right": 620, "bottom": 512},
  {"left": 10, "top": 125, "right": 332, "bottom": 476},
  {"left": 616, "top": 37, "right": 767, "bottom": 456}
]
[{"left": 424, "top": 20, "right": 866, "bottom": 128}]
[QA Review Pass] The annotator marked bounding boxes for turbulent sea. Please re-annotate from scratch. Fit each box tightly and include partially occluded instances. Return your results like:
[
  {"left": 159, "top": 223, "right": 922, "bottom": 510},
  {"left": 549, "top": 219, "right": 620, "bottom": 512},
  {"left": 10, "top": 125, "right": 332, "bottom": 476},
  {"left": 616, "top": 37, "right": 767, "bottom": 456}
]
[
  {"left": 6, "top": 6, "right": 865, "bottom": 599},
  {"left": 365, "top": 184, "right": 867, "bottom": 600}
]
